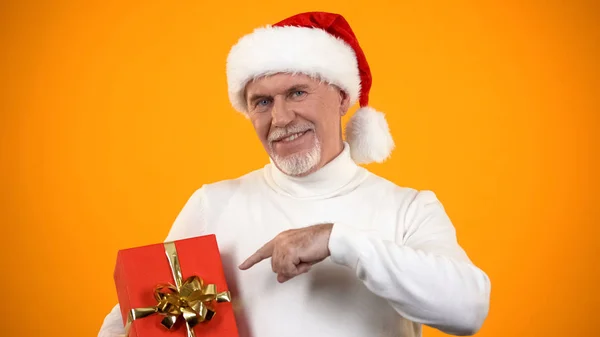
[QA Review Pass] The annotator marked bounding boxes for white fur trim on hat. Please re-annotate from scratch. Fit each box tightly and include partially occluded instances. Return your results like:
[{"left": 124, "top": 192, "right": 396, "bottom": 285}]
[
  {"left": 345, "top": 107, "right": 395, "bottom": 164},
  {"left": 226, "top": 25, "right": 361, "bottom": 114}
]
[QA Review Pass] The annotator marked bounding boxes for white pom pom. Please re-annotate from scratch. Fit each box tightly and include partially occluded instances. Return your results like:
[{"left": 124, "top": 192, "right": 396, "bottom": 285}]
[{"left": 345, "top": 107, "right": 395, "bottom": 164}]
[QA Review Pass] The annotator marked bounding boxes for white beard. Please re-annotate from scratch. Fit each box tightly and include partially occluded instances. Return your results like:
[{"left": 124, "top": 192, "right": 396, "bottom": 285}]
[{"left": 270, "top": 139, "right": 321, "bottom": 176}]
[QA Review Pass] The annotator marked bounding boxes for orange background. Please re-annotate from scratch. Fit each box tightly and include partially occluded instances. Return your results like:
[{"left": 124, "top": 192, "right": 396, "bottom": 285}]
[{"left": 1, "top": 1, "right": 598, "bottom": 336}]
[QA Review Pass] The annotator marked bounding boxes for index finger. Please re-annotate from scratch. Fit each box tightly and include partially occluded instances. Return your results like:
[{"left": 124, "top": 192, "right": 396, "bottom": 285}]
[{"left": 238, "top": 240, "right": 275, "bottom": 270}]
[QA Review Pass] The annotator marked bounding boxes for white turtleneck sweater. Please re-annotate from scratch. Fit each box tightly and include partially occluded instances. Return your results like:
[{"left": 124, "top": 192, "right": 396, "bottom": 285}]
[{"left": 98, "top": 143, "right": 491, "bottom": 337}]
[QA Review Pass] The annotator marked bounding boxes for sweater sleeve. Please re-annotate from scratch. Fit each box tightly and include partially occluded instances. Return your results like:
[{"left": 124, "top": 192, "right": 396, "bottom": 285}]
[
  {"left": 165, "top": 186, "right": 209, "bottom": 241},
  {"left": 327, "top": 190, "right": 491, "bottom": 336},
  {"left": 97, "top": 187, "right": 208, "bottom": 337}
]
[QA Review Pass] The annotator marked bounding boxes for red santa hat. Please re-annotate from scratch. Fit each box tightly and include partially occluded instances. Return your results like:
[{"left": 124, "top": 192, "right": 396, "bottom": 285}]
[{"left": 226, "top": 12, "right": 395, "bottom": 164}]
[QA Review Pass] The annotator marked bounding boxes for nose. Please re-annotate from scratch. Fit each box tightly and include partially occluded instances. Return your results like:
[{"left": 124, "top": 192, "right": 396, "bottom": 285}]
[{"left": 271, "top": 96, "right": 294, "bottom": 127}]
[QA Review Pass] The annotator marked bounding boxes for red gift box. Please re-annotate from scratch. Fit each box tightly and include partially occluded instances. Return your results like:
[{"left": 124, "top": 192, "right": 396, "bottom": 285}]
[{"left": 114, "top": 234, "right": 239, "bottom": 337}]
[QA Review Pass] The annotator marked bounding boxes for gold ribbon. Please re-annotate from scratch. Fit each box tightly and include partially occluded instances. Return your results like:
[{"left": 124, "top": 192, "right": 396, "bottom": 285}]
[{"left": 124, "top": 242, "right": 232, "bottom": 337}]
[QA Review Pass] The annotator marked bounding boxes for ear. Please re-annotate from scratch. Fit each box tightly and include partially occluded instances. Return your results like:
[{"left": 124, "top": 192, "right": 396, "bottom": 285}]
[{"left": 338, "top": 89, "right": 351, "bottom": 116}]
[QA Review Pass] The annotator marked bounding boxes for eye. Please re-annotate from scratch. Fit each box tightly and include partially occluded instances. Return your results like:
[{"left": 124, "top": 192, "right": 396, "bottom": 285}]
[
  {"left": 290, "top": 90, "right": 307, "bottom": 99},
  {"left": 256, "top": 98, "right": 271, "bottom": 108}
]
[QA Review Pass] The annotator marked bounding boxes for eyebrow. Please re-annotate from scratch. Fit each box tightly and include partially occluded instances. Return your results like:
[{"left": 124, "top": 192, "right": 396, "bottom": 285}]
[
  {"left": 286, "top": 84, "right": 311, "bottom": 94},
  {"left": 247, "top": 84, "right": 312, "bottom": 106}
]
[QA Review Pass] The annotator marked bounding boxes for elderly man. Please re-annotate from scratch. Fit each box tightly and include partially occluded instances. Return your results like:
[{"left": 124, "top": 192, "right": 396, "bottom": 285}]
[{"left": 98, "top": 11, "right": 491, "bottom": 337}]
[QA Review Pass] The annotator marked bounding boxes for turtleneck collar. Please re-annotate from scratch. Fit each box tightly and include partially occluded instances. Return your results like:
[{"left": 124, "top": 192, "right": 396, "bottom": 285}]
[{"left": 263, "top": 142, "right": 369, "bottom": 200}]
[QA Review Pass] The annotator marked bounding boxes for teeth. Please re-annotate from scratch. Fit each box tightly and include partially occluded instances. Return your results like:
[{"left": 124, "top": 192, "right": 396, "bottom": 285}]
[{"left": 282, "top": 132, "right": 304, "bottom": 142}]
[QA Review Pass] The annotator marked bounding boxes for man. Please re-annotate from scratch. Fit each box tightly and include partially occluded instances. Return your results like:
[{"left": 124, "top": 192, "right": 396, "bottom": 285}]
[{"left": 98, "top": 11, "right": 491, "bottom": 337}]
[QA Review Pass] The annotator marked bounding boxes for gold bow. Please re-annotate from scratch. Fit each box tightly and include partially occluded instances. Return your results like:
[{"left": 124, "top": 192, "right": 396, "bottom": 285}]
[{"left": 124, "top": 242, "right": 231, "bottom": 337}]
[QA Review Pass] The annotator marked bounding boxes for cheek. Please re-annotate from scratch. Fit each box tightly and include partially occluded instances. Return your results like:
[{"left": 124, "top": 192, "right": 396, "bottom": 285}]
[
  {"left": 293, "top": 97, "right": 339, "bottom": 130},
  {"left": 251, "top": 115, "right": 271, "bottom": 140},
  {"left": 311, "top": 101, "right": 340, "bottom": 128},
  {"left": 295, "top": 101, "right": 322, "bottom": 124}
]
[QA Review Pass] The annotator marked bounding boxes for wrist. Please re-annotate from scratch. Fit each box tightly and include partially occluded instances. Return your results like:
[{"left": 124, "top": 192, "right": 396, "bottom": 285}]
[{"left": 320, "top": 223, "right": 334, "bottom": 256}]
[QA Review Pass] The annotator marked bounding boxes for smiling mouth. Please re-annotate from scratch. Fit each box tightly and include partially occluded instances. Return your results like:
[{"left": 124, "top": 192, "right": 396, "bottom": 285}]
[{"left": 273, "top": 130, "right": 311, "bottom": 143}]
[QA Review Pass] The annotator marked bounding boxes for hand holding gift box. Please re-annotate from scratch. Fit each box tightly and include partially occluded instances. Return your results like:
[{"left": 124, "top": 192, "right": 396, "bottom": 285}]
[{"left": 114, "top": 235, "right": 239, "bottom": 337}]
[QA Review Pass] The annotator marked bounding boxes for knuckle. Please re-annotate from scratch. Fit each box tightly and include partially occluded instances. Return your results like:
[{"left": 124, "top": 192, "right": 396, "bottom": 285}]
[
  {"left": 284, "top": 246, "right": 295, "bottom": 255},
  {"left": 284, "top": 262, "right": 297, "bottom": 275},
  {"left": 279, "top": 229, "right": 296, "bottom": 241},
  {"left": 272, "top": 258, "right": 282, "bottom": 273}
]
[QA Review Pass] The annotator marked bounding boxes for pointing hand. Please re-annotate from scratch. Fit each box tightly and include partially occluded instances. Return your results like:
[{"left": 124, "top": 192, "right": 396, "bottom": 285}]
[{"left": 238, "top": 223, "right": 333, "bottom": 283}]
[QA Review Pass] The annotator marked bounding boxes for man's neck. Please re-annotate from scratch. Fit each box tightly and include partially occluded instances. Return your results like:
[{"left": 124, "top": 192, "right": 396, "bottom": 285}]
[
  {"left": 296, "top": 140, "right": 344, "bottom": 177},
  {"left": 264, "top": 141, "right": 365, "bottom": 199}
]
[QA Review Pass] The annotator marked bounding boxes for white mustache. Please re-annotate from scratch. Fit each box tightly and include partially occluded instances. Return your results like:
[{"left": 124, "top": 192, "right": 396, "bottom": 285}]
[{"left": 268, "top": 124, "right": 314, "bottom": 142}]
